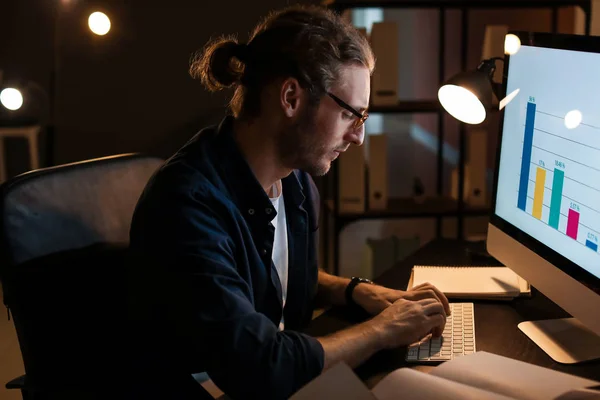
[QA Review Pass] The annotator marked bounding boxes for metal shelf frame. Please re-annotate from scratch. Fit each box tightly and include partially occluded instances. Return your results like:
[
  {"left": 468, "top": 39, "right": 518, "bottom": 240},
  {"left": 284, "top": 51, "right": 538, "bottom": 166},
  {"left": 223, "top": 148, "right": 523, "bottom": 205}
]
[{"left": 323, "top": 0, "right": 592, "bottom": 275}]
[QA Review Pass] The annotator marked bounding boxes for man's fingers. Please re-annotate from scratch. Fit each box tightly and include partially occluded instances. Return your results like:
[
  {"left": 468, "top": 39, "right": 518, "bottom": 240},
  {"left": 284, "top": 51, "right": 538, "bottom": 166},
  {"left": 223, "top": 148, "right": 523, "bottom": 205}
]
[
  {"left": 411, "top": 282, "right": 431, "bottom": 290},
  {"left": 409, "top": 283, "right": 451, "bottom": 316},
  {"left": 413, "top": 297, "right": 439, "bottom": 308},
  {"left": 405, "top": 289, "right": 440, "bottom": 303},
  {"left": 422, "top": 301, "right": 446, "bottom": 317},
  {"left": 405, "top": 289, "right": 450, "bottom": 316},
  {"left": 429, "top": 314, "right": 446, "bottom": 338}
]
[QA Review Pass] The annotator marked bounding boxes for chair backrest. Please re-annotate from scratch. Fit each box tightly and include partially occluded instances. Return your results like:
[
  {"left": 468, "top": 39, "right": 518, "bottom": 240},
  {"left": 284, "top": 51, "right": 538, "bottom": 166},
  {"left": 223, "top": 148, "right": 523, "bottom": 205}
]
[
  {"left": 0, "top": 153, "right": 164, "bottom": 395},
  {"left": 0, "top": 153, "right": 163, "bottom": 265}
]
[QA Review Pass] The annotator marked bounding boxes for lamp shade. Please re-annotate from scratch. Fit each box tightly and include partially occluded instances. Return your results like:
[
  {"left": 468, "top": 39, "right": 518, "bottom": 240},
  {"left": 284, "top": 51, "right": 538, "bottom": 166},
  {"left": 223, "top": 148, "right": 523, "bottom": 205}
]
[
  {"left": 438, "top": 58, "right": 501, "bottom": 125},
  {"left": 438, "top": 70, "right": 495, "bottom": 125}
]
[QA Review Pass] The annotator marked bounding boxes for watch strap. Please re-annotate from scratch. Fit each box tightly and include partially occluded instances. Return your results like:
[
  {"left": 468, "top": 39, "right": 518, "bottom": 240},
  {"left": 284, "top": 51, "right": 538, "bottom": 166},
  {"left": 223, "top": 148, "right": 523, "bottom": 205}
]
[{"left": 345, "top": 276, "right": 374, "bottom": 308}]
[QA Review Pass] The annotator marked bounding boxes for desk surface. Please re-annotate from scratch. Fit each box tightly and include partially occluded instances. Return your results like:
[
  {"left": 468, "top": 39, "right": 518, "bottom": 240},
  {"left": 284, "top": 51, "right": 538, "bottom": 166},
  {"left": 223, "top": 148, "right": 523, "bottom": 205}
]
[{"left": 304, "top": 239, "right": 600, "bottom": 388}]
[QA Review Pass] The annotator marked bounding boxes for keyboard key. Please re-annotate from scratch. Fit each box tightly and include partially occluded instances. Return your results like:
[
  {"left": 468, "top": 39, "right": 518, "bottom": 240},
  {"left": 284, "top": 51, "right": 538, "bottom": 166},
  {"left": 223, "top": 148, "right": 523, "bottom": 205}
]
[
  {"left": 430, "top": 355, "right": 451, "bottom": 361},
  {"left": 407, "top": 348, "right": 418, "bottom": 360},
  {"left": 406, "top": 302, "right": 476, "bottom": 363}
]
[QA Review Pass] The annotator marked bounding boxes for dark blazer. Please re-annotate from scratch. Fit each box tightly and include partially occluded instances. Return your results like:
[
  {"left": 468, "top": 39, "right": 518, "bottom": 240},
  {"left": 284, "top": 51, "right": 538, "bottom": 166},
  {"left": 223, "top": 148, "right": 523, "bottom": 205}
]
[{"left": 127, "top": 116, "right": 324, "bottom": 399}]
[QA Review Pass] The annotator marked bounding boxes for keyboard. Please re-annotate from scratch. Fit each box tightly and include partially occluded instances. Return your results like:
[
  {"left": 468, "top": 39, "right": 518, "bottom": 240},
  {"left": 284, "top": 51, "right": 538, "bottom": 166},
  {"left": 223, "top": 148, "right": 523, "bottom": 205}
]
[{"left": 405, "top": 302, "right": 476, "bottom": 363}]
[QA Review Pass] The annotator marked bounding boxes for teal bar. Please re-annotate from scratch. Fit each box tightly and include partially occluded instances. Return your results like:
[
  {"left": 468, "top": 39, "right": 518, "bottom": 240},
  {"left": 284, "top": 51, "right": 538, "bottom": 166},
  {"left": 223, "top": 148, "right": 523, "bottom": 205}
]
[{"left": 549, "top": 168, "right": 564, "bottom": 229}]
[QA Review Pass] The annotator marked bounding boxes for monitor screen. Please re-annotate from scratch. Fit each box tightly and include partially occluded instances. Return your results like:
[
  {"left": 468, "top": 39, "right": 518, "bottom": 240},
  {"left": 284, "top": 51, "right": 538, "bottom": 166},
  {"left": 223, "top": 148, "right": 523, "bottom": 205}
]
[{"left": 493, "top": 35, "right": 600, "bottom": 286}]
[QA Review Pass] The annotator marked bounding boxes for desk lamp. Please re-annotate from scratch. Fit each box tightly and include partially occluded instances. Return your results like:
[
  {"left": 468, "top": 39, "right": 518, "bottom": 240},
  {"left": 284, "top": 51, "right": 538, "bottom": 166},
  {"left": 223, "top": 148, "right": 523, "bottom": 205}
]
[
  {"left": 438, "top": 33, "right": 521, "bottom": 124},
  {"left": 437, "top": 57, "right": 503, "bottom": 125}
]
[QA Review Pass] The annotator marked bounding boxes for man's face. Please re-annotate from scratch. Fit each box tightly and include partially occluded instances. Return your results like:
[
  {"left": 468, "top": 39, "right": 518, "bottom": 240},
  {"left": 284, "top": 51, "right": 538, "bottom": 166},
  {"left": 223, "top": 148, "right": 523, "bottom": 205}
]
[{"left": 278, "top": 64, "right": 370, "bottom": 176}]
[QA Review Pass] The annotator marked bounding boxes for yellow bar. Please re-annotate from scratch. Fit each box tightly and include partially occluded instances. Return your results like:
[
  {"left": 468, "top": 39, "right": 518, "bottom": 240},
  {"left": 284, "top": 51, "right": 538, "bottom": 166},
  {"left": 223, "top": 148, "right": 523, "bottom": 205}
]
[{"left": 533, "top": 167, "right": 547, "bottom": 219}]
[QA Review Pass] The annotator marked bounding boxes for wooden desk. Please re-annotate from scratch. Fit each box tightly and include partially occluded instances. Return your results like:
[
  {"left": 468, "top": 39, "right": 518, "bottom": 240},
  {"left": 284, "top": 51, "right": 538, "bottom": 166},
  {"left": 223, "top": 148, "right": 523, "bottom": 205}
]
[{"left": 304, "top": 239, "right": 600, "bottom": 388}]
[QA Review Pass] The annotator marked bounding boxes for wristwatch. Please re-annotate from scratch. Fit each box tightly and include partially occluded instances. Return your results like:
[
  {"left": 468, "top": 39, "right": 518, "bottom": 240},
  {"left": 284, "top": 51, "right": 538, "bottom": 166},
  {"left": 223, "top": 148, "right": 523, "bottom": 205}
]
[{"left": 345, "top": 276, "right": 374, "bottom": 308}]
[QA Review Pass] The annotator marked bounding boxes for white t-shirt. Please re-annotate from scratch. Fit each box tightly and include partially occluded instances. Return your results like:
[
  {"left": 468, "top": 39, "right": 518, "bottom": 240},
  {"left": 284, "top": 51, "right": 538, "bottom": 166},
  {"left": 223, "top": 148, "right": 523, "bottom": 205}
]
[{"left": 269, "top": 181, "right": 288, "bottom": 331}]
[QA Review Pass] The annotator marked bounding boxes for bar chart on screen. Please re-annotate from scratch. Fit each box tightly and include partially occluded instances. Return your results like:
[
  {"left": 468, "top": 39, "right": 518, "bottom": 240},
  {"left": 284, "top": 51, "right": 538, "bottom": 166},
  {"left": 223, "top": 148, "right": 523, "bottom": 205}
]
[{"left": 515, "top": 98, "right": 600, "bottom": 254}]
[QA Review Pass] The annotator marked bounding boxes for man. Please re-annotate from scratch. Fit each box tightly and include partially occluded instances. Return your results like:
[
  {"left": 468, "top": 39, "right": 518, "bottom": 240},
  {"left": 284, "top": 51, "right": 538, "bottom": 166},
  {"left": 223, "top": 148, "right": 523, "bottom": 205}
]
[{"left": 128, "top": 5, "right": 449, "bottom": 399}]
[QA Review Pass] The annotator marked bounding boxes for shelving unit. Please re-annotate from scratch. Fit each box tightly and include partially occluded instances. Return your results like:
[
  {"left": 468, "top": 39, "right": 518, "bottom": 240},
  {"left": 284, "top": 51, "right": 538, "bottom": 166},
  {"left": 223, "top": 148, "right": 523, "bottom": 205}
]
[{"left": 323, "top": 0, "right": 592, "bottom": 275}]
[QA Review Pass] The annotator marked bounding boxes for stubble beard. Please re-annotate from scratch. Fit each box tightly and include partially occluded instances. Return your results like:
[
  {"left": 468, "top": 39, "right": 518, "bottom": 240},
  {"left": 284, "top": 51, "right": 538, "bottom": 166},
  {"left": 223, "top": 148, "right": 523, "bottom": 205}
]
[{"left": 278, "top": 107, "right": 332, "bottom": 177}]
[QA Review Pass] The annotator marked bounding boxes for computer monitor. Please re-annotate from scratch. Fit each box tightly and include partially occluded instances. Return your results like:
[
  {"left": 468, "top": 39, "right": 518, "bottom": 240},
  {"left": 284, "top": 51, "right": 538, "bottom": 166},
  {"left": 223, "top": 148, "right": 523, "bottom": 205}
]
[{"left": 487, "top": 31, "right": 600, "bottom": 364}]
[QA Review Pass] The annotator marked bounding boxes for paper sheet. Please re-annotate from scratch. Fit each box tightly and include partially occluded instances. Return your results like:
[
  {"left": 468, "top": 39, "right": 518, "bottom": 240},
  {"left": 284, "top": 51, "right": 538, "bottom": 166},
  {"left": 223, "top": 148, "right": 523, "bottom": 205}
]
[
  {"left": 372, "top": 367, "right": 516, "bottom": 400},
  {"left": 431, "top": 352, "right": 600, "bottom": 400}
]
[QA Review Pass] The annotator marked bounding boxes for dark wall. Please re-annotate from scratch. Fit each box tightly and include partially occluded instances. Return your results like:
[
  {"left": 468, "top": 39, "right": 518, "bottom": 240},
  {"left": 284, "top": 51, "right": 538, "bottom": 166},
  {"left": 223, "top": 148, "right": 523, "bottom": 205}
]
[
  {"left": 0, "top": 1, "right": 579, "bottom": 175},
  {"left": 1, "top": 0, "right": 315, "bottom": 168}
]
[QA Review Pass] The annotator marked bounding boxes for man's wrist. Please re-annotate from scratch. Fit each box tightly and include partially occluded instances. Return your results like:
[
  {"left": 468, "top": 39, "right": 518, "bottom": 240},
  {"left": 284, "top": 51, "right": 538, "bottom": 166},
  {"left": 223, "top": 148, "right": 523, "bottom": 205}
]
[
  {"left": 362, "top": 318, "right": 387, "bottom": 352},
  {"left": 352, "top": 280, "right": 373, "bottom": 304},
  {"left": 317, "top": 270, "right": 352, "bottom": 307},
  {"left": 345, "top": 277, "right": 374, "bottom": 307}
]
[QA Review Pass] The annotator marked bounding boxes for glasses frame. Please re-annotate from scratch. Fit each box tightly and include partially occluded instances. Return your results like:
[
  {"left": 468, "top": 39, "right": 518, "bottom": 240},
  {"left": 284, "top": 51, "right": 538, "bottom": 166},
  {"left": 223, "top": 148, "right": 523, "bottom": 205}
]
[{"left": 327, "top": 92, "right": 369, "bottom": 129}]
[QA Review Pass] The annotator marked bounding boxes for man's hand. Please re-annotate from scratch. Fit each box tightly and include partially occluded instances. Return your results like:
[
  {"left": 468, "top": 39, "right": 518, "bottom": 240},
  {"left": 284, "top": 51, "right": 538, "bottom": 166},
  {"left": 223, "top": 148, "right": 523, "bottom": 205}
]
[
  {"left": 371, "top": 297, "right": 448, "bottom": 349},
  {"left": 317, "top": 278, "right": 451, "bottom": 371},
  {"left": 353, "top": 282, "right": 451, "bottom": 317}
]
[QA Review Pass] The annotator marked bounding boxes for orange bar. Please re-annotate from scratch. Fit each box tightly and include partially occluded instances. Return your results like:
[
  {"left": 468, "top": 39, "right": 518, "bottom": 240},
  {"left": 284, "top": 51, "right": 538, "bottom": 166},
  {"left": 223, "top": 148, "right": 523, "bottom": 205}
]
[{"left": 532, "top": 167, "right": 547, "bottom": 220}]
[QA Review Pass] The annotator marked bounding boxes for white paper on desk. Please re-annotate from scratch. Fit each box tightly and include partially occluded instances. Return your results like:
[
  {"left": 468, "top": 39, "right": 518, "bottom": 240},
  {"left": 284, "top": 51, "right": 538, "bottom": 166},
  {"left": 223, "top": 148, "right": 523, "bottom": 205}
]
[
  {"left": 431, "top": 351, "right": 600, "bottom": 400},
  {"left": 372, "top": 367, "right": 515, "bottom": 400},
  {"left": 289, "top": 362, "right": 376, "bottom": 400},
  {"left": 411, "top": 266, "right": 521, "bottom": 297}
]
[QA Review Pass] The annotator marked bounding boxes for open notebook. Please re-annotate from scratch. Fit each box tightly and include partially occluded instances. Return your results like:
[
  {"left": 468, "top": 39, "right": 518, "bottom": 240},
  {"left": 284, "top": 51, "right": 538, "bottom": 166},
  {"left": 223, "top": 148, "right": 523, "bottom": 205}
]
[
  {"left": 407, "top": 265, "right": 531, "bottom": 300},
  {"left": 290, "top": 351, "right": 600, "bottom": 400}
]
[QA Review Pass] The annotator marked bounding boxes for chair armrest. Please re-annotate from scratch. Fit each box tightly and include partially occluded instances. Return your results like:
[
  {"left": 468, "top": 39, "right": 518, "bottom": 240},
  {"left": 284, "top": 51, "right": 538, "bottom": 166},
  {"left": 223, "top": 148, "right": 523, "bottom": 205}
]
[{"left": 6, "top": 374, "right": 25, "bottom": 389}]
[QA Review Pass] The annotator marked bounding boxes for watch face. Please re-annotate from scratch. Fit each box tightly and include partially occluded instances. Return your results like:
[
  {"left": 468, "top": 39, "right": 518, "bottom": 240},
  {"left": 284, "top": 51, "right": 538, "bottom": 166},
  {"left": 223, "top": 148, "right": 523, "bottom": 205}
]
[{"left": 351, "top": 277, "right": 374, "bottom": 285}]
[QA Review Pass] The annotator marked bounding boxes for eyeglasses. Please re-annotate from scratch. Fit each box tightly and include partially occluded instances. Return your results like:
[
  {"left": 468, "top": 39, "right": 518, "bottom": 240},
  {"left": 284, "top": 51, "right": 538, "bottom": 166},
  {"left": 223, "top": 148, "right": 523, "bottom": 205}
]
[{"left": 327, "top": 92, "right": 369, "bottom": 129}]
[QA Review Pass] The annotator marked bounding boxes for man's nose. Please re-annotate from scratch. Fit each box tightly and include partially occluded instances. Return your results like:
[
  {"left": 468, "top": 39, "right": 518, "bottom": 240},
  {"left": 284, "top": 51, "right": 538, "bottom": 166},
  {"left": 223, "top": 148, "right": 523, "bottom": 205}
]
[{"left": 346, "top": 125, "right": 364, "bottom": 146}]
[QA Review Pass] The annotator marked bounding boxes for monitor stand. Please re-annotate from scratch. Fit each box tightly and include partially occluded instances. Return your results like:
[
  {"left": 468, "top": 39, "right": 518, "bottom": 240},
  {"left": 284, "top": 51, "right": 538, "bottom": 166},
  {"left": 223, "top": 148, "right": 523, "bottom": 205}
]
[{"left": 519, "top": 318, "right": 600, "bottom": 364}]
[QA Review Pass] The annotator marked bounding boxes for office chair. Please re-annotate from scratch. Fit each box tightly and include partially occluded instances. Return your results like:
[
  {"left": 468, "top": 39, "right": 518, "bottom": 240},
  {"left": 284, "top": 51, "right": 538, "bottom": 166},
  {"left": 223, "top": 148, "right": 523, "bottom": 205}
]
[{"left": 0, "top": 153, "right": 164, "bottom": 399}]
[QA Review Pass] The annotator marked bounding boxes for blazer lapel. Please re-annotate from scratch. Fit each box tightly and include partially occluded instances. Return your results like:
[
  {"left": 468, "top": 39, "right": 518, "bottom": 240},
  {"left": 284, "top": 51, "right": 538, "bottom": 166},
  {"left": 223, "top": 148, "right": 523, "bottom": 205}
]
[{"left": 281, "top": 172, "right": 308, "bottom": 329}]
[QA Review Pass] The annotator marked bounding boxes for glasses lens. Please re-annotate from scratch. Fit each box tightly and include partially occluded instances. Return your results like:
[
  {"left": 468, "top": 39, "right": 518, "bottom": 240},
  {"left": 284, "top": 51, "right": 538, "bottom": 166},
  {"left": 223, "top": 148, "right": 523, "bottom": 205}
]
[{"left": 355, "top": 113, "right": 368, "bottom": 128}]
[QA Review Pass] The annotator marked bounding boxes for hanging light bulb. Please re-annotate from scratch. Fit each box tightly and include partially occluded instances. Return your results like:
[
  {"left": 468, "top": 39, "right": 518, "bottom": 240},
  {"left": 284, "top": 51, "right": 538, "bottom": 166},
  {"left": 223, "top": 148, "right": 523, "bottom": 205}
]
[
  {"left": 88, "top": 11, "right": 111, "bottom": 36},
  {"left": 0, "top": 88, "right": 24, "bottom": 111}
]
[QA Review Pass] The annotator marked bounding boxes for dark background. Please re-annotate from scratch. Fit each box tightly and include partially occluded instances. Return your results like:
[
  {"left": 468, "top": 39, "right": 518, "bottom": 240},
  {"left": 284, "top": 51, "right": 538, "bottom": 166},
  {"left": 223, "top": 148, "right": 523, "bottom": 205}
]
[
  {"left": 0, "top": 1, "right": 578, "bottom": 179},
  {"left": 0, "top": 0, "right": 319, "bottom": 174}
]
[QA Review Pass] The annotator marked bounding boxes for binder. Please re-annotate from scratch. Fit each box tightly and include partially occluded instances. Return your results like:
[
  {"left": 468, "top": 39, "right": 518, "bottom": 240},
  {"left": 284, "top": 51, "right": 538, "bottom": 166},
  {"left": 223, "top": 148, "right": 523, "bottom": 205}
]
[
  {"left": 370, "top": 22, "right": 399, "bottom": 106},
  {"left": 450, "top": 164, "right": 471, "bottom": 202},
  {"left": 367, "top": 134, "right": 388, "bottom": 210},
  {"left": 338, "top": 144, "right": 366, "bottom": 213},
  {"left": 467, "top": 128, "right": 487, "bottom": 206}
]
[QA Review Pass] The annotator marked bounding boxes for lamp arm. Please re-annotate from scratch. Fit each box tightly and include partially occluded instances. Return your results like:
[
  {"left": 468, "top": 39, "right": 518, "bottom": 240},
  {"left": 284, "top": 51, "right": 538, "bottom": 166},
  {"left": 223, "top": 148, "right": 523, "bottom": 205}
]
[{"left": 477, "top": 57, "right": 506, "bottom": 100}]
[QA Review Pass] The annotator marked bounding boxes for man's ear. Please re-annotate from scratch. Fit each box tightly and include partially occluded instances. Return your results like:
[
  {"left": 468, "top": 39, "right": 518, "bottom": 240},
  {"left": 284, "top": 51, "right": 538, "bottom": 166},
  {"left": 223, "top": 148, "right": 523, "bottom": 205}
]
[{"left": 280, "top": 77, "right": 304, "bottom": 118}]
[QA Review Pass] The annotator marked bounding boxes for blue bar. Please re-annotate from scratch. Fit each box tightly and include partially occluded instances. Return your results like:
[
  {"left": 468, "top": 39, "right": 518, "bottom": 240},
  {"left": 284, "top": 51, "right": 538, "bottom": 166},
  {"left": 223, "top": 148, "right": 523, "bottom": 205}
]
[
  {"left": 586, "top": 240, "right": 598, "bottom": 252},
  {"left": 518, "top": 102, "right": 537, "bottom": 211}
]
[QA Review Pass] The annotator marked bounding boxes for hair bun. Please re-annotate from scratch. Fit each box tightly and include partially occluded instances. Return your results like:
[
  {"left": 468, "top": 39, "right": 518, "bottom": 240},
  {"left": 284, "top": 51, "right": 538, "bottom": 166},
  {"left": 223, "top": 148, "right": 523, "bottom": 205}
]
[{"left": 235, "top": 43, "right": 249, "bottom": 63}]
